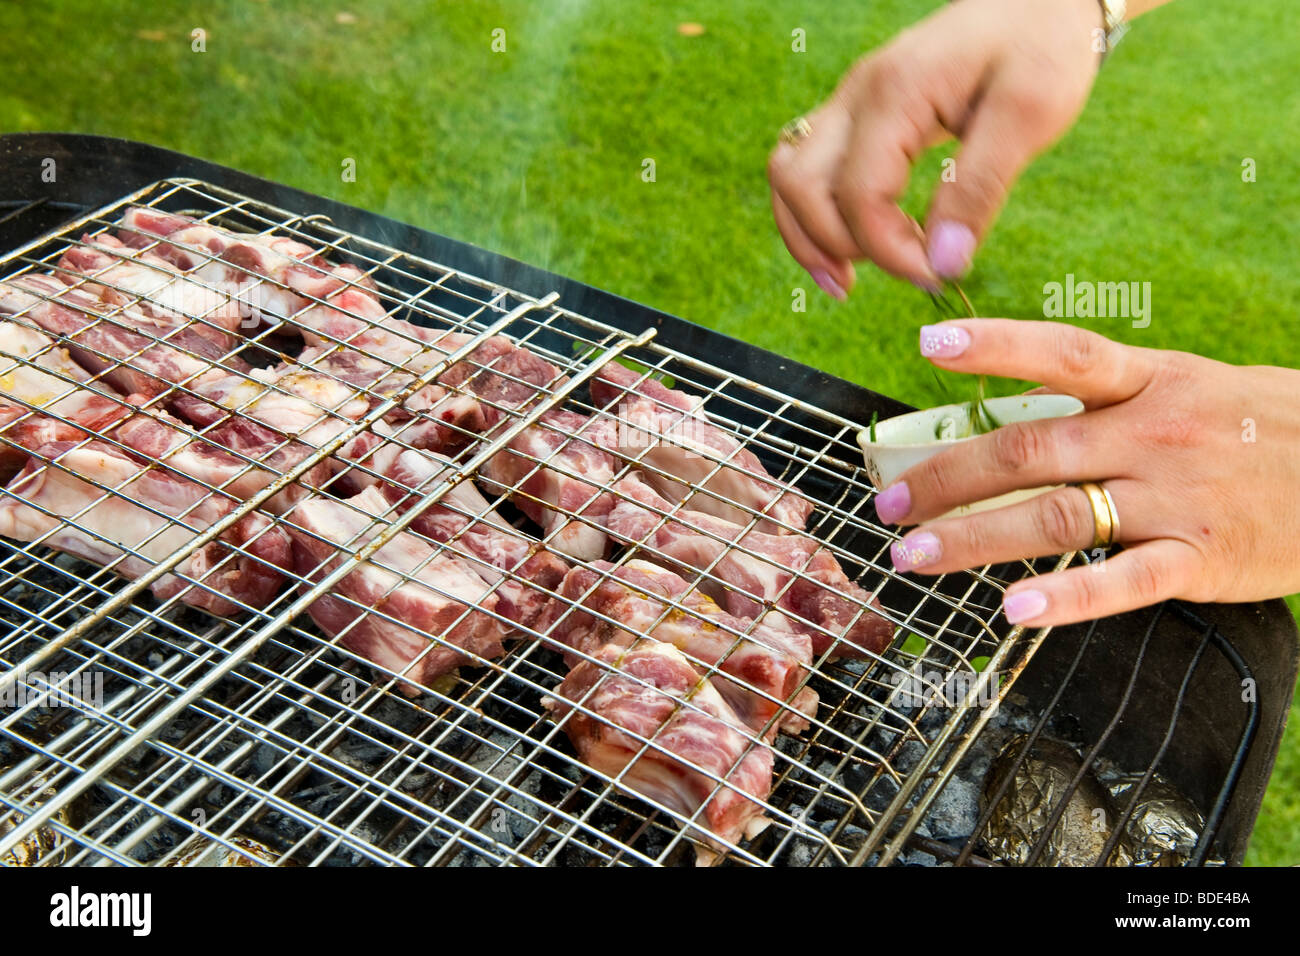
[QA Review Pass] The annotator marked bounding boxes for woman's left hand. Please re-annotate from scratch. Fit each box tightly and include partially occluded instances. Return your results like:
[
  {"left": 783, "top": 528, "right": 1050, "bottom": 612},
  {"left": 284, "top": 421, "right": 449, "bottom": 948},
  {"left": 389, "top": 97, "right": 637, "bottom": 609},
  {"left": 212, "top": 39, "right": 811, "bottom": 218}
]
[{"left": 873, "top": 319, "right": 1300, "bottom": 626}]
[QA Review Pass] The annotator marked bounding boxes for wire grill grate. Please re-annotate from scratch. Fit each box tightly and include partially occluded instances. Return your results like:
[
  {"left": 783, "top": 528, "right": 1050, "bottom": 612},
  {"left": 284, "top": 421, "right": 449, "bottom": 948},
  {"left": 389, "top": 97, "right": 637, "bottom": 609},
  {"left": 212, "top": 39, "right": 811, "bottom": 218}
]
[{"left": 0, "top": 178, "right": 1067, "bottom": 866}]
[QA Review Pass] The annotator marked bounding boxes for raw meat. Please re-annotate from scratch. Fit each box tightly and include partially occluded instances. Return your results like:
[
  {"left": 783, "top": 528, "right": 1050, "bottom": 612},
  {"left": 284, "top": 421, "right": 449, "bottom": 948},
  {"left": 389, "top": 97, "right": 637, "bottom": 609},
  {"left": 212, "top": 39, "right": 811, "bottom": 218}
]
[
  {"left": 0, "top": 319, "right": 130, "bottom": 473},
  {"left": 0, "top": 439, "right": 290, "bottom": 616},
  {"left": 378, "top": 448, "right": 568, "bottom": 630},
  {"left": 477, "top": 409, "right": 621, "bottom": 561},
  {"left": 590, "top": 360, "right": 813, "bottom": 534},
  {"left": 543, "top": 639, "right": 773, "bottom": 864},
  {"left": 56, "top": 233, "right": 244, "bottom": 348},
  {"left": 285, "top": 486, "right": 512, "bottom": 692},
  {"left": 0, "top": 273, "right": 246, "bottom": 406},
  {"left": 547, "top": 560, "right": 818, "bottom": 737},
  {"left": 117, "top": 206, "right": 327, "bottom": 327},
  {"left": 604, "top": 474, "right": 893, "bottom": 660}
]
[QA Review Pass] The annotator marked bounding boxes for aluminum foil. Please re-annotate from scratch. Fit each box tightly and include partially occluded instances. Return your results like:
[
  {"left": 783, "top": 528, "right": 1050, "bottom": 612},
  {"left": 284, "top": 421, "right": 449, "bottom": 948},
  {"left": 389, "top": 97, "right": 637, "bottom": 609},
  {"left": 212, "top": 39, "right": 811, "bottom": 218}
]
[
  {"left": 162, "top": 834, "right": 284, "bottom": 867},
  {"left": 1104, "top": 773, "right": 1208, "bottom": 866},
  {"left": 0, "top": 769, "right": 77, "bottom": 866},
  {"left": 981, "top": 735, "right": 1135, "bottom": 866}
]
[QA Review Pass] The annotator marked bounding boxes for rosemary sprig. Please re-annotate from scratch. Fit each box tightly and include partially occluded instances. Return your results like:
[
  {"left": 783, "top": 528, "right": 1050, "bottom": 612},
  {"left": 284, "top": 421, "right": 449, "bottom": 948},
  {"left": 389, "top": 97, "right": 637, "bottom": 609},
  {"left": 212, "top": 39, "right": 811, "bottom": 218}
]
[{"left": 928, "top": 279, "right": 1001, "bottom": 436}]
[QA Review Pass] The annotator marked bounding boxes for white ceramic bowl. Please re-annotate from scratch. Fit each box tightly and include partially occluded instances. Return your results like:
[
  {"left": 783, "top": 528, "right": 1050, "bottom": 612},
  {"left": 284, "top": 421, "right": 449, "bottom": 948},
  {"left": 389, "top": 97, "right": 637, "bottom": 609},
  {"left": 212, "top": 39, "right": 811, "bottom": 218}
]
[{"left": 857, "top": 394, "right": 1085, "bottom": 517}]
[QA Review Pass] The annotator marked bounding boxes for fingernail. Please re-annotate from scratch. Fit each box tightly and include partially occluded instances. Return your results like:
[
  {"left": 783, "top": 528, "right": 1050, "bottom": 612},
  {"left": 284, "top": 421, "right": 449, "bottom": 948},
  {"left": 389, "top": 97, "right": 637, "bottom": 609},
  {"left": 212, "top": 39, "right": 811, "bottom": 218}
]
[
  {"left": 874, "top": 481, "right": 911, "bottom": 524},
  {"left": 890, "top": 531, "right": 941, "bottom": 571},
  {"left": 927, "top": 221, "right": 976, "bottom": 279},
  {"left": 1003, "top": 588, "right": 1048, "bottom": 624},
  {"left": 809, "top": 268, "right": 847, "bottom": 301},
  {"left": 919, "top": 323, "right": 972, "bottom": 359}
]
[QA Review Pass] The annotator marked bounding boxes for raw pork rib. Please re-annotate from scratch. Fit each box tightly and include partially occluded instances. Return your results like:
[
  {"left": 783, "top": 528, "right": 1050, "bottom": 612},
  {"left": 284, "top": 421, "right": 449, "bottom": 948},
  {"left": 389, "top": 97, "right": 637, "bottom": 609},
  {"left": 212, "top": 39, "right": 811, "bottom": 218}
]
[
  {"left": 0, "top": 440, "right": 290, "bottom": 616},
  {"left": 604, "top": 474, "right": 893, "bottom": 660},
  {"left": 56, "top": 233, "right": 244, "bottom": 349},
  {"left": 112, "top": 405, "right": 332, "bottom": 514},
  {"left": 294, "top": 344, "right": 487, "bottom": 454},
  {"left": 0, "top": 320, "right": 326, "bottom": 511},
  {"left": 547, "top": 560, "right": 817, "bottom": 737},
  {"left": 286, "top": 486, "right": 512, "bottom": 691},
  {"left": 171, "top": 348, "right": 486, "bottom": 500},
  {"left": 0, "top": 274, "right": 245, "bottom": 406},
  {"left": 119, "top": 207, "right": 564, "bottom": 454},
  {"left": 0, "top": 319, "right": 130, "bottom": 472},
  {"left": 119, "top": 206, "right": 568, "bottom": 421},
  {"left": 477, "top": 409, "right": 621, "bottom": 561},
  {"left": 377, "top": 448, "right": 568, "bottom": 630},
  {"left": 543, "top": 639, "right": 773, "bottom": 863},
  {"left": 590, "top": 361, "right": 813, "bottom": 534},
  {"left": 117, "top": 207, "right": 328, "bottom": 327}
]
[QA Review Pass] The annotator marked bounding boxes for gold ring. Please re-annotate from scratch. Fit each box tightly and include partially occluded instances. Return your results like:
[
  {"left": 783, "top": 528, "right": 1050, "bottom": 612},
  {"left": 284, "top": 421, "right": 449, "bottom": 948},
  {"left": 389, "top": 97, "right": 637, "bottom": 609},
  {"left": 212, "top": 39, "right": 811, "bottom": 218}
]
[
  {"left": 779, "top": 116, "right": 813, "bottom": 146},
  {"left": 1077, "top": 481, "right": 1120, "bottom": 549}
]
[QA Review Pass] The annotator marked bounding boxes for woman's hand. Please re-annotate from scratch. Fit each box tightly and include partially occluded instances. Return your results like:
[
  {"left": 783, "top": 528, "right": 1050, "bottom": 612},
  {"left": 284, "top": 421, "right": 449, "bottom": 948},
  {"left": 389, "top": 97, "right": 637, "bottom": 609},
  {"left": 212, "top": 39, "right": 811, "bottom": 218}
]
[
  {"left": 873, "top": 319, "right": 1300, "bottom": 626},
  {"left": 767, "top": 0, "right": 1105, "bottom": 295}
]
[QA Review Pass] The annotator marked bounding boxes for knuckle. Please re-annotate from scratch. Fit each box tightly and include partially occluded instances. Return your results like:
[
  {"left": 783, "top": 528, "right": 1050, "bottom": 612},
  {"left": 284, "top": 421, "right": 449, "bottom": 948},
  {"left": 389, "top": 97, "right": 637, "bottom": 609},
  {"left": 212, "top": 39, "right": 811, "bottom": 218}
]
[
  {"left": 950, "top": 161, "right": 1012, "bottom": 220},
  {"left": 1134, "top": 406, "right": 1199, "bottom": 450},
  {"left": 766, "top": 149, "right": 785, "bottom": 185},
  {"left": 828, "top": 170, "right": 867, "bottom": 213},
  {"left": 989, "top": 423, "right": 1044, "bottom": 476},
  {"left": 1055, "top": 327, "right": 1101, "bottom": 381},
  {"left": 767, "top": 149, "right": 797, "bottom": 192},
  {"left": 1125, "top": 556, "right": 1167, "bottom": 606},
  {"left": 952, "top": 514, "right": 995, "bottom": 561},
  {"left": 859, "top": 53, "right": 910, "bottom": 103},
  {"left": 1072, "top": 562, "right": 1108, "bottom": 613},
  {"left": 1131, "top": 358, "right": 1201, "bottom": 447},
  {"left": 925, "top": 447, "right": 967, "bottom": 502},
  {"left": 914, "top": 450, "right": 960, "bottom": 511},
  {"left": 1000, "top": 81, "right": 1061, "bottom": 124},
  {"left": 828, "top": 174, "right": 879, "bottom": 248},
  {"left": 1035, "top": 491, "right": 1088, "bottom": 551}
]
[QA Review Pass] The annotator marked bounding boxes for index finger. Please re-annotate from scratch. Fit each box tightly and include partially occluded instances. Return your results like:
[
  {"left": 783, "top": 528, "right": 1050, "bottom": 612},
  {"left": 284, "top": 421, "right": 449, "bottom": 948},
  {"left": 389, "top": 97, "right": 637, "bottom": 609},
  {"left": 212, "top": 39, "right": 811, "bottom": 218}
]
[
  {"left": 831, "top": 63, "right": 942, "bottom": 284},
  {"left": 919, "top": 319, "right": 1154, "bottom": 408}
]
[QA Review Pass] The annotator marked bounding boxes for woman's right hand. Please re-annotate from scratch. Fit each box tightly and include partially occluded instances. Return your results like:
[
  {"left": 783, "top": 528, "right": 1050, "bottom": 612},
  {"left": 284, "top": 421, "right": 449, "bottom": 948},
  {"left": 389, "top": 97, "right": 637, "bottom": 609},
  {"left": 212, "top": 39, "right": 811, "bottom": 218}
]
[{"left": 767, "top": 0, "right": 1108, "bottom": 296}]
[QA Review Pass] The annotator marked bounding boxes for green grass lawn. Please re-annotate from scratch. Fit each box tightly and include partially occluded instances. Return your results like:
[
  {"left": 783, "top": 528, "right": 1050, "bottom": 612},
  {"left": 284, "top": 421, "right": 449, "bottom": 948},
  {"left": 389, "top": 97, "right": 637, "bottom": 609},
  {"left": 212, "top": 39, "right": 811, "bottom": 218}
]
[{"left": 2, "top": 0, "right": 1296, "bottom": 864}]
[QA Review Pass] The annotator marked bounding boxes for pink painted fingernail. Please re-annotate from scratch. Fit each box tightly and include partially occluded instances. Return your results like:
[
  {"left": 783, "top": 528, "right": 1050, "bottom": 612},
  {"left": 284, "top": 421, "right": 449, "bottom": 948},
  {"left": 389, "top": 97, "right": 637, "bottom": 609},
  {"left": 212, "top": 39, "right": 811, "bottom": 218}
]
[
  {"left": 874, "top": 481, "right": 911, "bottom": 524},
  {"left": 927, "top": 221, "right": 976, "bottom": 279},
  {"left": 891, "top": 531, "right": 941, "bottom": 571},
  {"left": 809, "top": 269, "right": 847, "bottom": 301},
  {"left": 920, "top": 323, "right": 972, "bottom": 359},
  {"left": 1003, "top": 589, "right": 1048, "bottom": 624}
]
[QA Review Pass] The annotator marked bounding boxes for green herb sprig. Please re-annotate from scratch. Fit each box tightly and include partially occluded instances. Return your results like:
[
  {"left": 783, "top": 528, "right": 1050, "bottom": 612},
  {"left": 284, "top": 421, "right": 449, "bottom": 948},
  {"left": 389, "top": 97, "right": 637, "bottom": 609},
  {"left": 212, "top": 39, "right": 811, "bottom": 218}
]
[{"left": 926, "top": 281, "right": 1001, "bottom": 436}]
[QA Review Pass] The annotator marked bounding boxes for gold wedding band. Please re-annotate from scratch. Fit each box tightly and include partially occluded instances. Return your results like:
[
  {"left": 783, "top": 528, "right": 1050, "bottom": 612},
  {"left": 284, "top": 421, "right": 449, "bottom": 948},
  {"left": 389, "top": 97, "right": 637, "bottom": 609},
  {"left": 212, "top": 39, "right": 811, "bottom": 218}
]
[
  {"left": 1077, "top": 481, "right": 1120, "bottom": 549},
  {"left": 779, "top": 116, "right": 813, "bottom": 146}
]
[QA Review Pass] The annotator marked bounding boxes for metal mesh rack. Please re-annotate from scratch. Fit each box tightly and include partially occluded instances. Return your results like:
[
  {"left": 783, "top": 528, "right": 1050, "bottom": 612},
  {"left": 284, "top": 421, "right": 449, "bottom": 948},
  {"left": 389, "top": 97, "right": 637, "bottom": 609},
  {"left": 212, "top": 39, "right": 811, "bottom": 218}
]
[{"left": 0, "top": 177, "right": 1075, "bottom": 866}]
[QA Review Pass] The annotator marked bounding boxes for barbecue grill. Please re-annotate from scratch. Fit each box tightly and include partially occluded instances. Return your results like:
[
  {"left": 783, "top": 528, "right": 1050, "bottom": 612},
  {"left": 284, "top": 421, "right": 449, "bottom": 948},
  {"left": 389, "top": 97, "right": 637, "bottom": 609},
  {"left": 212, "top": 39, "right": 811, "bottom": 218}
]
[{"left": 0, "top": 133, "right": 1294, "bottom": 867}]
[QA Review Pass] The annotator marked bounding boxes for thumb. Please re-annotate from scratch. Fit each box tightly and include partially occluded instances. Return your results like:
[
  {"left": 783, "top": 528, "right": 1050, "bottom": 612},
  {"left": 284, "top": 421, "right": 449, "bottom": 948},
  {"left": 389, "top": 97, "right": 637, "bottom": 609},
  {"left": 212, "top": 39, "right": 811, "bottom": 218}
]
[{"left": 924, "top": 78, "right": 1073, "bottom": 279}]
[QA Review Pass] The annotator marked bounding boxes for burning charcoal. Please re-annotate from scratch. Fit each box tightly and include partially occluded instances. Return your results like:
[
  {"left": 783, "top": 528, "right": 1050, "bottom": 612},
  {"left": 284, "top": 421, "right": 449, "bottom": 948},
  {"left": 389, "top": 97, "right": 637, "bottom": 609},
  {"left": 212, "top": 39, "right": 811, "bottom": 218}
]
[
  {"left": 478, "top": 800, "right": 537, "bottom": 844},
  {"left": 248, "top": 742, "right": 281, "bottom": 778},
  {"left": 980, "top": 735, "right": 1135, "bottom": 866},
  {"left": 816, "top": 817, "right": 869, "bottom": 847},
  {"left": 901, "top": 847, "right": 936, "bottom": 866},
  {"left": 924, "top": 776, "right": 979, "bottom": 841},
  {"left": 163, "top": 834, "right": 284, "bottom": 866},
  {"left": 787, "top": 839, "right": 816, "bottom": 867}
]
